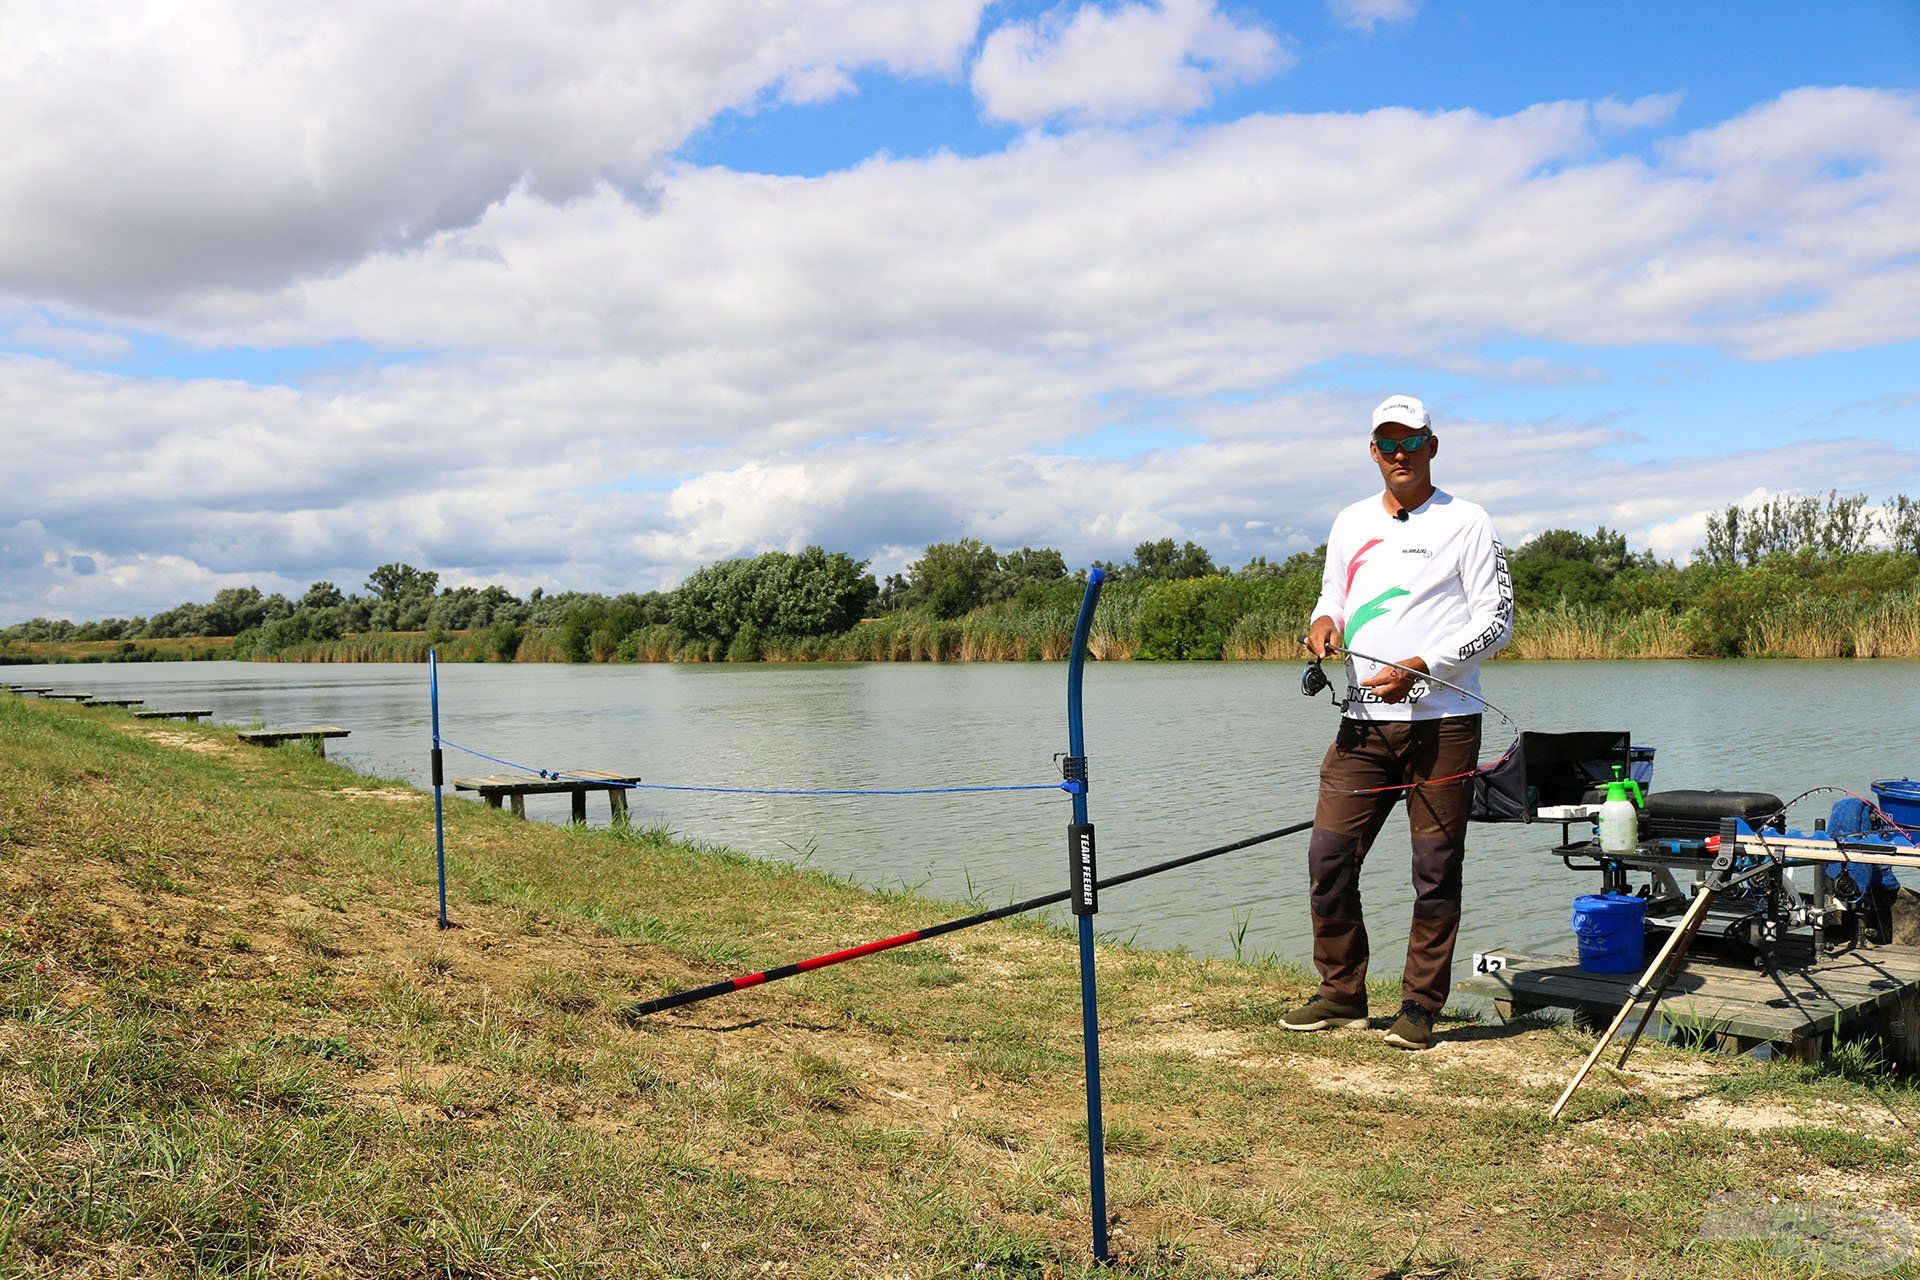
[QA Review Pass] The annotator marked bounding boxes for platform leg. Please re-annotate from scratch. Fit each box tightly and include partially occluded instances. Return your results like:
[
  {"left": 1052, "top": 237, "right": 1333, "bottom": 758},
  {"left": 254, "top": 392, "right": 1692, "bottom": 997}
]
[
  {"left": 509, "top": 794, "right": 526, "bottom": 819},
  {"left": 609, "top": 789, "right": 628, "bottom": 824},
  {"left": 570, "top": 789, "right": 587, "bottom": 824},
  {"left": 485, "top": 795, "right": 503, "bottom": 810},
  {"left": 1880, "top": 991, "right": 1920, "bottom": 1071}
]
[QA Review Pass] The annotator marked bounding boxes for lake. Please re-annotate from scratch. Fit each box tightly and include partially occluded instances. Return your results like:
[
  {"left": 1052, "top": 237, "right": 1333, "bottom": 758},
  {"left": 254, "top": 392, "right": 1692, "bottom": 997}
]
[{"left": 8, "top": 658, "right": 1917, "bottom": 991}]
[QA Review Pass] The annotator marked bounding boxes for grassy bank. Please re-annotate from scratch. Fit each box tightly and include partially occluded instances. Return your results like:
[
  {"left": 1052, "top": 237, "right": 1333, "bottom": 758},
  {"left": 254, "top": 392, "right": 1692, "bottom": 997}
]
[{"left": 3, "top": 695, "right": 1916, "bottom": 1276}]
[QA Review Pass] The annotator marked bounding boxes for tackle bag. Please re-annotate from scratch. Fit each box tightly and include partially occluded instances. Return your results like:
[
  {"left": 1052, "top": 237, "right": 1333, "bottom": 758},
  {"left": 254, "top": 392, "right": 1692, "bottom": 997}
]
[{"left": 1470, "top": 730, "right": 1633, "bottom": 824}]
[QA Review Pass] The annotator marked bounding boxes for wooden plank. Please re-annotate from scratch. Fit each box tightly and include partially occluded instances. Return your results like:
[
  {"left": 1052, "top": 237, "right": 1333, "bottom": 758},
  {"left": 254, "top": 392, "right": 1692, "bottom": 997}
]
[
  {"left": 83, "top": 697, "right": 145, "bottom": 707},
  {"left": 1462, "top": 947, "right": 1920, "bottom": 1046},
  {"left": 236, "top": 727, "right": 349, "bottom": 743},
  {"left": 132, "top": 709, "right": 212, "bottom": 720},
  {"left": 40, "top": 692, "right": 92, "bottom": 701},
  {"left": 448, "top": 771, "right": 639, "bottom": 798},
  {"left": 1468, "top": 948, "right": 1918, "bottom": 1014}
]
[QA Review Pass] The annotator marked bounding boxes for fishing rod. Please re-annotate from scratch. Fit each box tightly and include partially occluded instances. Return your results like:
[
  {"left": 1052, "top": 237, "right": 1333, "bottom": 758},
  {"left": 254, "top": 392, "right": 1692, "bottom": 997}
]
[
  {"left": 618, "top": 818, "right": 1314, "bottom": 1020},
  {"left": 1300, "top": 638, "right": 1521, "bottom": 795}
]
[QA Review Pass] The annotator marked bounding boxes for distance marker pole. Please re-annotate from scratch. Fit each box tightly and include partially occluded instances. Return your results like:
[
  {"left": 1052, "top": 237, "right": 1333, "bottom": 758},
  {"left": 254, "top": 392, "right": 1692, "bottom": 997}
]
[
  {"left": 1064, "top": 568, "right": 1110, "bottom": 1264},
  {"left": 430, "top": 648, "right": 449, "bottom": 929}
]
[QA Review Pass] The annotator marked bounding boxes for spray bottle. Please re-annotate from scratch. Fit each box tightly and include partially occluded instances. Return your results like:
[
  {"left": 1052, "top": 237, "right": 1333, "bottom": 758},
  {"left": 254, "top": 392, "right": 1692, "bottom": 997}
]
[{"left": 1596, "top": 765, "right": 1644, "bottom": 855}]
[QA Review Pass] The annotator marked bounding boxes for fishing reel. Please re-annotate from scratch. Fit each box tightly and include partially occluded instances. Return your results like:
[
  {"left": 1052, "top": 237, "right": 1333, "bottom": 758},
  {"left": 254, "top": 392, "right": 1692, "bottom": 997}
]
[{"left": 1297, "top": 636, "right": 1344, "bottom": 710}]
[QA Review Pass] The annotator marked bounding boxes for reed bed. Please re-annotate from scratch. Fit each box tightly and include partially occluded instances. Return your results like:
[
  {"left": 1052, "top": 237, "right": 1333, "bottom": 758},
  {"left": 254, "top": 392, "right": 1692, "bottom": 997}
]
[
  {"left": 1221, "top": 611, "right": 1299, "bottom": 661},
  {"left": 1503, "top": 603, "right": 1694, "bottom": 660},
  {"left": 2, "top": 635, "right": 237, "bottom": 664},
  {"left": 1747, "top": 595, "right": 1920, "bottom": 659},
  {"left": 239, "top": 589, "right": 1920, "bottom": 665}
]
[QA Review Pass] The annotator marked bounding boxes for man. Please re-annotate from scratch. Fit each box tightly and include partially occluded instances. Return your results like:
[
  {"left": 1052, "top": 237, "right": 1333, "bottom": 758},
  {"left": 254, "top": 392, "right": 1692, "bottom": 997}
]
[{"left": 1282, "top": 394, "right": 1513, "bottom": 1050}]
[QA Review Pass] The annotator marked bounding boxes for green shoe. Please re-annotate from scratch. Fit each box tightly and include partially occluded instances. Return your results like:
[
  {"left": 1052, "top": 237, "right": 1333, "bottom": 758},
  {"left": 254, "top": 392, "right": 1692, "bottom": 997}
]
[
  {"left": 1280, "top": 996, "right": 1369, "bottom": 1031},
  {"left": 1383, "top": 1000, "right": 1437, "bottom": 1050}
]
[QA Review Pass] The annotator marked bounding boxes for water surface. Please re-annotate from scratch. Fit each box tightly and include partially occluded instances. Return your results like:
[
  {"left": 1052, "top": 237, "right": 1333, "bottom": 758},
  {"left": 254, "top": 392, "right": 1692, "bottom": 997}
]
[{"left": 9, "top": 658, "right": 1916, "bottom": 990}]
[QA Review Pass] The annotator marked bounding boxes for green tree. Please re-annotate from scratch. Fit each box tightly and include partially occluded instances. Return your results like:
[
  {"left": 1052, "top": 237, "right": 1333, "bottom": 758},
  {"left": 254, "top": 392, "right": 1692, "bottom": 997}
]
[
  {"left": 365, "top": 563, "right": 440, "bottom": 602},
  {"left": 904, "top": 539, "right": 1001, "bottom": 619},
  {"left": 1097, "top": 538, "right": 1218, "bottom": 582},
  {"left": 670, "top": 548, "right": 877, "bottom": 650},
  {"left": 300, "top": 581, "right": 345, "bottom": 611},
  {"left": 1700, "top": 492, "right": 1878, "bottom": 566},
  {"left": 993, "top": 547, "right": 1068, "bottom": 600}
]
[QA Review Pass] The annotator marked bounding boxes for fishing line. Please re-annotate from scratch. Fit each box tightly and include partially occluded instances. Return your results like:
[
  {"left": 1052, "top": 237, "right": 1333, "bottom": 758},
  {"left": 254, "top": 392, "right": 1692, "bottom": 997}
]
[
  {"left": 1299, "top": 639, "right": 1521, "bottom": 797},
  {"left": 1760, "top": 785, "right": 1920, "bottom": 842}
]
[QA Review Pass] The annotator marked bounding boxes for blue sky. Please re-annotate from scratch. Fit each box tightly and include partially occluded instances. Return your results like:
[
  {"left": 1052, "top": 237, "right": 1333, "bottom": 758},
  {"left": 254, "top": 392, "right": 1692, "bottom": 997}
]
[
  {"left": 675, "top": 0, "right": 1920, "bottom": 468},
  {"left": 683, "top": 0, "right": 1920, "bottom": 174},
  {"left": 2, "top": 0, "right": 1918, "bottom": 620}
]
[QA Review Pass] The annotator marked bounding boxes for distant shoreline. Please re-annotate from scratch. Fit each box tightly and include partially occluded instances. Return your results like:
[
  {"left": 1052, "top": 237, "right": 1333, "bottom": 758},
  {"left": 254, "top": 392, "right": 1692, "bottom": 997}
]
[{"left": 8, "top": 620, "right": 1920, "bottom": 667}]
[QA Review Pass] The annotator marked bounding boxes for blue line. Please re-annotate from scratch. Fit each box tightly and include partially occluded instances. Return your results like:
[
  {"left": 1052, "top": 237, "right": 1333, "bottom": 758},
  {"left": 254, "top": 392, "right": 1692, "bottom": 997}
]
[{"left": 436, "top": 736, "right": 1073, "bottom": 797}]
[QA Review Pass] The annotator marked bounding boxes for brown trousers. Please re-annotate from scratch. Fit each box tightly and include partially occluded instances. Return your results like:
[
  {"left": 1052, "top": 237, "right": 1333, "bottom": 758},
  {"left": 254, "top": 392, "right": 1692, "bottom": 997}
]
[{"left": 1308, "top": 715, "right": 1481, "bottom": 1013}]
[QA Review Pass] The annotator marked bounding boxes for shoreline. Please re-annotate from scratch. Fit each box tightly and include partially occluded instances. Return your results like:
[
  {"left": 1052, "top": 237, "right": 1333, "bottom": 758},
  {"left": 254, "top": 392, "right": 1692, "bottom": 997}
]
[{"left": 4, "top": 693, "right": 1916, "bottom": 1275}]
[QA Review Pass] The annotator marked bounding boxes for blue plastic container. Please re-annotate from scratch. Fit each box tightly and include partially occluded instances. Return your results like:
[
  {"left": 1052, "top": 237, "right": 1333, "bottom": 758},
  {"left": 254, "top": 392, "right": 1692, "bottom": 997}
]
[
  {"left": 1871, "top": 778, "right": 1920, "bottom": 829},
  {"left": 1630, "top": 745, "right": 1656, "bottom": 790},
  {"left": 1571, "top": 893, "right": 1648, "bottom": 974}
]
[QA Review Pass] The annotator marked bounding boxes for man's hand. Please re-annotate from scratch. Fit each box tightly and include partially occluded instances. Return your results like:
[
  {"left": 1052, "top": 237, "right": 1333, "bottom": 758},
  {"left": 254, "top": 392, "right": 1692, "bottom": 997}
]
[
  {"left": 1360, "top": 655, "right": 1429, "bottom": 704},
  {"left": 1306, "top": 615, "right": 1339, "bottom": 659}
]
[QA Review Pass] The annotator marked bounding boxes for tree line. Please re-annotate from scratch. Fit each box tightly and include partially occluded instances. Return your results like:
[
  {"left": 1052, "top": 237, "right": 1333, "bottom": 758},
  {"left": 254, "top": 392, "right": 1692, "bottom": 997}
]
[{"left": 7, "top": 490, "right": 1920, "bottom": 662}]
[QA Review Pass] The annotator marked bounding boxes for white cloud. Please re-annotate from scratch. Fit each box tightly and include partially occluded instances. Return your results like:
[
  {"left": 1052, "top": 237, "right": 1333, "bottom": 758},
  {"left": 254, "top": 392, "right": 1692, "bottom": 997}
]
[
  {"left": 972, "top": 0, "right": 1288, "bottom": 126},
  {"left": 781, "top": 65, "right": 860, "bottom": 105},
  {"left": 146, "top": 89, "right": 1920, "bottom": 374},
  {"left": 5, "top": 87, "right": 1920, "bottom": 620},
  {"left": 1594, "top": 91, "right": 1684, "bottom": 131},
  {"left": 3, "top": 316, "right": 134, "bottom": 359},
  {"left": 1327, "top": 0, "right": 1418, "bottom": 34},
  {"left": 0, "top": 0, "right": 986, "bottom": 309}
]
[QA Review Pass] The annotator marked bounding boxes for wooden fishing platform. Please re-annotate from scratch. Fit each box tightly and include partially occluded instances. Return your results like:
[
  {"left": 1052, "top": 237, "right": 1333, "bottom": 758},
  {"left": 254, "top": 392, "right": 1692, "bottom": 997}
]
[
  {"left": 5, "top": 686, "right": 52, "bottom": 694},
  {"left": 39, "top": 692, "right": 92, "bottom": 701},
  {"left": 236, "top": 726, "right": 350, "bottom": 758},
  {"left": 1464, "top": 944, "right": 1920, "bottom": 1067},
  {"left": 83, "top": 697, "right": 145, "bottom": 707},
  {"left": 133, "top": 709, "right": 212, "bottom": 721},
  {"left": 449, "top": 769, "right": 641, "bottom": 822}
]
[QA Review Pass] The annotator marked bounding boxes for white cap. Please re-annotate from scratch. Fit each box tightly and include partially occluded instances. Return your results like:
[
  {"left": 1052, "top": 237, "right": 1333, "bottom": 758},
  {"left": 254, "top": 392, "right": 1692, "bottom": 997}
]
[{"left": 1371, "top": 394, "right": 1429, "bottom": 432}]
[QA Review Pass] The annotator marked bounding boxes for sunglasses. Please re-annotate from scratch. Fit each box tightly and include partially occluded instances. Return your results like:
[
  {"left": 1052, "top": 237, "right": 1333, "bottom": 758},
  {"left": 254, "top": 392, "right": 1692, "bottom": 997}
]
[{"left": 1371, "top": 432, "right": 1431, "bottom": 455}]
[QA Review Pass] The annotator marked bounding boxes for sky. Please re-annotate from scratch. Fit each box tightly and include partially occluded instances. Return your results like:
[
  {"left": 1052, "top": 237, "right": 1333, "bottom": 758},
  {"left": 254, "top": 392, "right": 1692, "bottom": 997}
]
[{"left": 3, "top": 0, "right": 1919, "bottom": 622}]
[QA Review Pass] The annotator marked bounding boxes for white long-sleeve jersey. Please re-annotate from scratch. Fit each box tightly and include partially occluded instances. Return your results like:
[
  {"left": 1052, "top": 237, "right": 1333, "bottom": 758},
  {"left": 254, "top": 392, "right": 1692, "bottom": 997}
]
[{"left": 1309, "top": 489, "right": 1514, "bottom": 721}]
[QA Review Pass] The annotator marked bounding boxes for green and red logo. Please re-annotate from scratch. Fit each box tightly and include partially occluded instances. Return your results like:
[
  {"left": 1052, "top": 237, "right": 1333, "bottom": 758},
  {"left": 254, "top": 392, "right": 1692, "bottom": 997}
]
[
  {"left": 1343, "top": 539, "right": 1407, "bottom": 643},
  {"left": 1345, "top": 586, "right": 1409, "bottom": 644}
]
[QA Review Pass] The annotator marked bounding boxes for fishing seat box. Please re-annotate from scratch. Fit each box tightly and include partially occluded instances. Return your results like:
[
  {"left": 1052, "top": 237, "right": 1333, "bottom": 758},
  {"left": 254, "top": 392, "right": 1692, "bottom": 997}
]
[
  {"left": 1471, "top": 731, "right": 1633, "bottom": 823},
  {"left": 1637, "top": 789, "right": 1783, "bottom": 841}
]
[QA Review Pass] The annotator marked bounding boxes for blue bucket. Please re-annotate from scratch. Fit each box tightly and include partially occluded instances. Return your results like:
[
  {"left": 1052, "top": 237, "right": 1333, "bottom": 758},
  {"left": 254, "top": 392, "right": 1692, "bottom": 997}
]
[
  {"left": 1871, "top": 778, "right": 1920, "bottom": 829},
  {"left": 1571, "top": 893, "right": 1648, "bottom": 974}
]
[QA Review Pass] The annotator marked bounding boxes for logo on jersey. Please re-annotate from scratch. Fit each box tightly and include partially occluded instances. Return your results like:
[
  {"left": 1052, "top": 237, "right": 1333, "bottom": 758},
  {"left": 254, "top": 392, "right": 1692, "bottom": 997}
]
[
  {"left": 1344, "top": 537, "right": 1383, "bottom": 596},
  {"left": 1345, "top": 586, "right": 1409, "bottom": 645}
]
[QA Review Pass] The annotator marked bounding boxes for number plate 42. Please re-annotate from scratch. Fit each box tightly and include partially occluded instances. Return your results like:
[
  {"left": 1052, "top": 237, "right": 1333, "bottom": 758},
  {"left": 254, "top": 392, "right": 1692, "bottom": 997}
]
[{"left": 1471, "top": 952, "right": 1508, "bottom": 975}]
